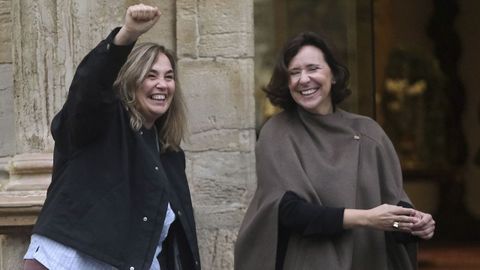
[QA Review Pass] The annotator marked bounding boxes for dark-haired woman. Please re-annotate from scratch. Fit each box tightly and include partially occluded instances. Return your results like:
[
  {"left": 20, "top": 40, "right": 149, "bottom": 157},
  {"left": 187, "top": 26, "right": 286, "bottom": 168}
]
[{"left": 235, "top": 32, "right": 435, "bottom": 270}]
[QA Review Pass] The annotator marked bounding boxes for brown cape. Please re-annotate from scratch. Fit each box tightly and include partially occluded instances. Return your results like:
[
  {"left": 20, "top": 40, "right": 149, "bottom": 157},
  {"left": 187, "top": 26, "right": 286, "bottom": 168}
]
[{"left": 235, "top": 108, "right": 417, "bottom": 270}]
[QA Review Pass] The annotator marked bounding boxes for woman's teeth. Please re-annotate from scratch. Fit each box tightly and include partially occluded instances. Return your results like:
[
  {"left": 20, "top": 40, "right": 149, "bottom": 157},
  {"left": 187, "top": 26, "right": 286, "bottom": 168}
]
[
  {"left": 151, "top": 94, "right": 166, "bottom": 100},
  {"left": 300, "top": 88, "right": 317, "bottom": 95}
]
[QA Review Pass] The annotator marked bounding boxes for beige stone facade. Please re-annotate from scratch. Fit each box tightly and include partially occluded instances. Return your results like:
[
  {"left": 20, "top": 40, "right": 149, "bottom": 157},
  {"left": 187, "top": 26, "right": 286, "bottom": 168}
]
[{"left": 0, "top": 1, "right": 255, "bottom": 269}]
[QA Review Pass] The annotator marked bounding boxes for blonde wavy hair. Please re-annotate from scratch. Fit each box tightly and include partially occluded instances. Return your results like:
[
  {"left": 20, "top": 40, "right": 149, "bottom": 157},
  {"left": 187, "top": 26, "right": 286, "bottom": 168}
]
[{"left": 114, "top": 43, "right": 187, "bottom": 152}]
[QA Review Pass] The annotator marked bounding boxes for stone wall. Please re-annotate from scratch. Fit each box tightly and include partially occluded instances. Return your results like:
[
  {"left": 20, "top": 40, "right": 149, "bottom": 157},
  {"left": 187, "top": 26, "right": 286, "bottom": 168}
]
[
  {"left": 0, "top": 1, "right": 255, "bottom": 269},
  {"left": 177, "top": 1, "right": 255, "bottom": 269},
  {"left": 0, "top": 0, "right": 14, "bottom": 157}
]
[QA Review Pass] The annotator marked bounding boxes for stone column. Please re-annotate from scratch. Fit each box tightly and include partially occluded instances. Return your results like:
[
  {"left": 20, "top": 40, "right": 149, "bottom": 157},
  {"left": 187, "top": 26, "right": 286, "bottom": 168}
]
[{"left": 177, "top": 0, "right": 255, "bottom": 269}]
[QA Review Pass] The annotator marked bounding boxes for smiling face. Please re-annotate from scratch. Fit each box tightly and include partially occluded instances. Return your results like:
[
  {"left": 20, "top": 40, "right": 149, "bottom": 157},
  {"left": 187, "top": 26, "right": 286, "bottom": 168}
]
[
  {"left": 288, "top": 45, "right": 335, "bottom": 115},
  {"left": 135, "top": 53, "right": 175, "bottom": 128}
]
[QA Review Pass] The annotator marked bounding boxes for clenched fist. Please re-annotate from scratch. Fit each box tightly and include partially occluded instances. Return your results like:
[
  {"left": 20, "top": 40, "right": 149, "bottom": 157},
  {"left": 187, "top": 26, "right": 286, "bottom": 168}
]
[{"left": 114, "top": 4, "right": 161, "bottom": 45}]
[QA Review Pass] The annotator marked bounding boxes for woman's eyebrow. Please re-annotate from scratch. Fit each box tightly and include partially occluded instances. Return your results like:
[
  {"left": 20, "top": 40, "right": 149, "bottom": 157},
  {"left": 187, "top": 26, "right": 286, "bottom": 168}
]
[{"left": 148, "top": 68, "right": 174, "bottom": 74}]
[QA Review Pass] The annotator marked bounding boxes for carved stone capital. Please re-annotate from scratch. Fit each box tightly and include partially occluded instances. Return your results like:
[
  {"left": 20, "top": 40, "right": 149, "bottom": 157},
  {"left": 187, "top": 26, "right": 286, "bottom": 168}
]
[
  {"left": 5, "top": 153, "right": 53, "bottom": 191},
  {"left": 0, "top": 153, "right": 52, "bottom": 233}
]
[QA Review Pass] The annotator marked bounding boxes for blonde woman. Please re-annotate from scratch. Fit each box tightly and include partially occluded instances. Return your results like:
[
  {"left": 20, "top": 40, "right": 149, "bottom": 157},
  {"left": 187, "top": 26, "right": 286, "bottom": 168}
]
[{"left": 24, "top": 4, "right": 200, "bottom": 270}]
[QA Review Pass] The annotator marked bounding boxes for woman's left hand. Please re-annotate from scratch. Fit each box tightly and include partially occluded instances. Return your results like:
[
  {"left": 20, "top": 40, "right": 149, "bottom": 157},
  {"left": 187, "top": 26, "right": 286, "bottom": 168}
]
[{"left": 410, "top": 210, "right": 435, "bottom": 240}]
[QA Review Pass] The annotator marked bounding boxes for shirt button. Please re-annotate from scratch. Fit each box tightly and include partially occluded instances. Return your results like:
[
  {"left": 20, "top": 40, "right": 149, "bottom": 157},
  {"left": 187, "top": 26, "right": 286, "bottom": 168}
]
[
  {"left": 143, "top": 216, "right": 148, "bottom": 222},
  {"left": 353, "top": 135, "right": 360, "bottom": 140},
  {"left": 195, "top": 260, "right": 199, "bottom": 266},
  {"left": 177, "top": 210, "right": 182, "bottom": 216},
  {"left": 140, "top": 131, "right": 143, "bottom": 135},
  {"left": 154, "top": 166, "right": 159, "bottom": 170},
  {"left": 129, "top": 267, "right": 134, "bottom": 270}
]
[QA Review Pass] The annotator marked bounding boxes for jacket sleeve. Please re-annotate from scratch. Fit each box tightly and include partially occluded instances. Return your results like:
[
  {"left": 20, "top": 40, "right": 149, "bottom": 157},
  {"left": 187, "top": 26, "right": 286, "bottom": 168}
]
[
  {"left": 279, "top": 191, "right": 345, "bottom": 236},
  {"left": 64, "top": 27, "right": 135, "bottom": 147}
]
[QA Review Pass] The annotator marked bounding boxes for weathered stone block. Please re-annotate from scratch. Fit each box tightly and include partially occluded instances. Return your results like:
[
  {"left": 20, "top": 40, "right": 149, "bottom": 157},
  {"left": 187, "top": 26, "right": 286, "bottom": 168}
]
[
  {"left": 195, "top": 0, "right": 253, "bottom": 57},
  {"left": 0, "top": 64, "right": 14, "bottom": 157},
  {"left": 198, "top": 0, "right": 252, "bottom": 34},
  {"left": 0, "top": 234, "right": 29, "bottom": 270},
  {"left": 178, "top": 58, "right": 255, "bottom": 132},
  {"left": 186, "top": 151, "right": 255, "bottom": 207},
  {"left": 177, "top": 0, "right": 198, "bottom": 57},
  {"left": 194, "top": 205, "right": 248, "bottom": 231},
  {"left": 183, "top": 129, "right": 255, "bottom": 153},
  {"left": 176, "top": 14, "right": 198, "bottom": 58},
  {"left": 0, "top": 0, "right": 11, "bottom": 63},
  {"left": 199, "top": 32, "right": 254, "bottom": 58},
  {"left": 197, "top": 228, "right": 237, "bottom": 270}
]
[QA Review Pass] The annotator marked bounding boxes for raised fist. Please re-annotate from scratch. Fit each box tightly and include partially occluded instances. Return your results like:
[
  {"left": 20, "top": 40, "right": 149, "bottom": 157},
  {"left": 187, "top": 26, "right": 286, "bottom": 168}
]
[
  {"left": 114, "top": 4, "right": 161, "bottom": 45},
  {"left": 124, "top": 4, "right": 161, "bottom": 36}
]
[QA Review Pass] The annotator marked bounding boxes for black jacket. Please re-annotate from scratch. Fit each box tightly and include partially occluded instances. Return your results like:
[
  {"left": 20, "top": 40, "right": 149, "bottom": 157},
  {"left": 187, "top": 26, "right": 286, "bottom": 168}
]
[{"left": 32, "top": 28, "right": 201, "bottom": 270}]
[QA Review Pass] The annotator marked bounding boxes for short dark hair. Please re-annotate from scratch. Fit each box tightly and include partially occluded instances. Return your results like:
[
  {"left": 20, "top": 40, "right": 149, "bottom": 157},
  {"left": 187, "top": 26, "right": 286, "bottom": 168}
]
[{"left": 263, "top": 32, "right": 351, "bottom": 111}]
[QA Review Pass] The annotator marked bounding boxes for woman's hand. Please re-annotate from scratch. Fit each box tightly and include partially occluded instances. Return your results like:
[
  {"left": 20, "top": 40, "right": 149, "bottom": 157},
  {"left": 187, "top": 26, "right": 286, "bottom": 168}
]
[
  {"left": 410, "top": 210, "right": 435, "bottom": 239},
  {"left": 344, "top": 204, "right": 418, "bottom": 232},
  {"left": 365, "top": 204, "right": 418, "bottom": 232},
  {"left": 114, "top": 4, "right": 161, "bottom": 45}
]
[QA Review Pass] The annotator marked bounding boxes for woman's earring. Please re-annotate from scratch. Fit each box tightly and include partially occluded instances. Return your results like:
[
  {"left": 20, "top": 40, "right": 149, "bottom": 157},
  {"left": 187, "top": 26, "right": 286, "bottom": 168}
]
[{"left": 332, "top": 80, "right": 336, "bottom": 84}]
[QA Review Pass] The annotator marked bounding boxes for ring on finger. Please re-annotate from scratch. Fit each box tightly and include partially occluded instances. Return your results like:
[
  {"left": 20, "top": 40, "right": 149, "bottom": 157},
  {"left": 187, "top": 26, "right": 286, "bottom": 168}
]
[{"left": 392, "top": 221, "right": 400, "bottom": 229}]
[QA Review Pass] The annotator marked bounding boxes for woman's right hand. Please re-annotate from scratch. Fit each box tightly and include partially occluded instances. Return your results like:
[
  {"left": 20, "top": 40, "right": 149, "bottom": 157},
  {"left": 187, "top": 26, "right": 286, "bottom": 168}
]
[
  {"left": 114, "top": 4, "right": 161, "bottom": 45},
  {"left": 344, "top": 204, "right": 418, "bottom": 232},
  {"left": 365, "top": 204, "right": 418, "bottom": 232}
]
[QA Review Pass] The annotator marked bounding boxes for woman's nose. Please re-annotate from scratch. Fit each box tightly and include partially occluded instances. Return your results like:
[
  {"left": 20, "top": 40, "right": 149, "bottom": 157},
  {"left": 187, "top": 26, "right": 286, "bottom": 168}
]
[
  {"left": 155, "top": 79, "right": 167, "bottom": 89},
  {"left": 298, "top": 71, "right": 310, "bottom": 84}
]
